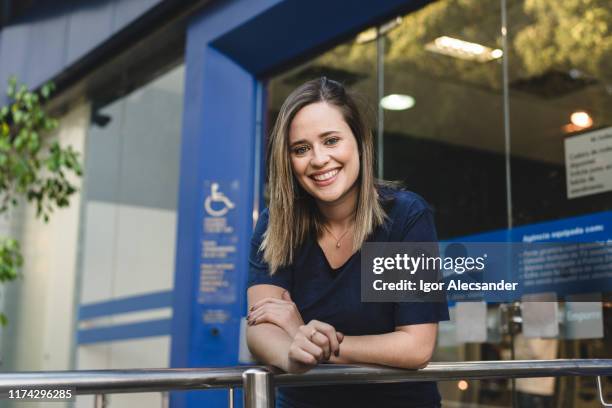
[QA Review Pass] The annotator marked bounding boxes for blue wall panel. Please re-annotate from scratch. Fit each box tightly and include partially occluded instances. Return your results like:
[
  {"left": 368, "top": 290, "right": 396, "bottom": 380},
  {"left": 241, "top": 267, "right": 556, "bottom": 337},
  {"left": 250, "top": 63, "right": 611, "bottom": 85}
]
[
  {"left": 24, "top": 5, "right": 71, "bottom": 88},
  {"left": 170, "top": 0, "right": 285, "bottom": 382},
  {"left": 0, "top": 23, "right": 31, "bottom": 94},
  {"left": 111, "top": 0, "right": 159, "bottom": 31},
  {"left": 78, "top": 318, "right": 172, "bottom": 344},
  {"left": 212, "top": 0, "right": 431, "bottom": 75},
  {"left": 0, "top": 0, "right": 164, "bottom": 105},
  {"left": 66, "top": 0, "right": 115, "bottom": 63},
  {"left": 170, "top": 44, "right": 258, "bottom": 408}
]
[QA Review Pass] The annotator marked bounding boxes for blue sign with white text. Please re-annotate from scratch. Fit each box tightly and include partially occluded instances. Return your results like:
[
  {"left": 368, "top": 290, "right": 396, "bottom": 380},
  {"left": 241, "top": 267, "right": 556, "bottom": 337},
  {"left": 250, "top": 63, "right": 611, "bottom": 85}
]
[{"left": 447, "top": 211, "right": 612, "bottom": 299}]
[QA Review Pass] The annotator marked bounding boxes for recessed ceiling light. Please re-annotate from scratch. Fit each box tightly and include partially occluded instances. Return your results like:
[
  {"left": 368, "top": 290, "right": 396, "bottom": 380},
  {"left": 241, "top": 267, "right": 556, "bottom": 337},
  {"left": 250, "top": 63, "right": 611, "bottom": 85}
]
[
  {"left": 356, "top": 28, "right": 377, "bottom": 44},
  {"left": 426, "top": 36, "right": 503, "bottom": 62},
  {"left": 380, "top": 94, "right": 415, "bottom": 111},
  {"left": 490, "top": 48, "right": 503, "bottom": 59},
  {"left": 570, "top": 111, "right": 593, "bottom": 128}
]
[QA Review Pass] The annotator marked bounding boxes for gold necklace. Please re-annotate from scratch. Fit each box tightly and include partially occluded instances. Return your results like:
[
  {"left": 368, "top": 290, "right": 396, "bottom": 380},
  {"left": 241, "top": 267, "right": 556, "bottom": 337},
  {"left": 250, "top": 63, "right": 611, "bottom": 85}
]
[{"left": 324, "top": 223, "right": 353, "bottom": 249}]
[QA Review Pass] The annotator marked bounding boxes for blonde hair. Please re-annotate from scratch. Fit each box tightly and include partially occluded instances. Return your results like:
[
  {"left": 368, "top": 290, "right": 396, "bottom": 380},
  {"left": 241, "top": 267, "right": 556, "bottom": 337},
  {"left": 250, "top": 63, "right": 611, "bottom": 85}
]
[{"left": 262, "top": 77, "right": 386, "bottom": 274}]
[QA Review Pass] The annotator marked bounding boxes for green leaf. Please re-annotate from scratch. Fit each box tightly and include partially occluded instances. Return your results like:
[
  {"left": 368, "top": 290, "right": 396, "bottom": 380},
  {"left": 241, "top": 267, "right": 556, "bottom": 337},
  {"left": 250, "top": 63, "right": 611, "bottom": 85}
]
[
  {"left": 40, "top": 83, "right": 54, "bottom": 99},
  {"left": 7, "top": 77, "right": 16, "bottom": 97},
  {"left": 12, "top": 109, "right": 22, "bottom": 124},
  {"left": 0, "top": 138, "right": 9, "bottom": 151},
  {"left": 27, "top": 132, "right": 40, "bottom": 153}
]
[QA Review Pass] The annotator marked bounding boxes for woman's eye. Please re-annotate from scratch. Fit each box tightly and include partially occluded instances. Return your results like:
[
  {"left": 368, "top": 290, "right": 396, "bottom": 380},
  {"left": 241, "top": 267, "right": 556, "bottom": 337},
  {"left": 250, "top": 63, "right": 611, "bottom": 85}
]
[
  {"left": 325, "top": 137, "right": 340, "bottom": 146},
  {"left": 292, "top": 145, "right": 309, "bottom": 155}
]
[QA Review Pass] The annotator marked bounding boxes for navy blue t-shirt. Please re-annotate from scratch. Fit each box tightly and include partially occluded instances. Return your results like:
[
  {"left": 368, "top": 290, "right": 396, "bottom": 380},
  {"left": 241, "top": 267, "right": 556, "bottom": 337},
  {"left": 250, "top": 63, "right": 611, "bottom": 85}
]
[{"left": 248, "top": 188, "right": 449, "bottom": 408}]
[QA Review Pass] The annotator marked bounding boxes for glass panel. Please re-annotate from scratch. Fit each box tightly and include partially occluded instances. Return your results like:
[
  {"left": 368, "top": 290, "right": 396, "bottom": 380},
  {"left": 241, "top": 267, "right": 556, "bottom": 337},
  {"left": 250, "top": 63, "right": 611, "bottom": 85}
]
[
  {"left": 383, "top": 3, "right": 513, "bottom": 407},
  {"left": 383, "top": 0, "right": 507, "bottom": 240},
  {"left": 78, "top": 63, "right": 184, "bottom": 306},
  {"left": 506, "top": 2, "right": 612, "bottom": 406},
  {"left": 506, "top": 0, "right": 612, "bottom": 226}
]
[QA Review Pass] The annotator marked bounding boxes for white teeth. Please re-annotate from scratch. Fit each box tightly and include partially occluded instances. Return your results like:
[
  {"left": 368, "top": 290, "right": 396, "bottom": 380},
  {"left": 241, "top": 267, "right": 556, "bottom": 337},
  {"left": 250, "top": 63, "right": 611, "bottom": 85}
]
[{"left": 313, "top": 169, "right": 339, "bottom": 181}]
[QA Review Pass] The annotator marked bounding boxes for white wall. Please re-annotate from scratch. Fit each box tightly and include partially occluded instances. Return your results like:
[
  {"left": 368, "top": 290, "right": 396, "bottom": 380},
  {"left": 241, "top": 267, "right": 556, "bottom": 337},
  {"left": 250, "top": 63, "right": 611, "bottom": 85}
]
[{"left": 0, "top": 102, "right": 89, "bottom": 373}]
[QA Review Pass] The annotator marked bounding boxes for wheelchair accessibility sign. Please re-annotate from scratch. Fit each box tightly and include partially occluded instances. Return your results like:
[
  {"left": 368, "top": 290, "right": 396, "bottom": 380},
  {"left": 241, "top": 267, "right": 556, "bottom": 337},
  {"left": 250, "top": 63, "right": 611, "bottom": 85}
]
[{"left": 204, "top": 182, "right": 236, "bottom": 217}]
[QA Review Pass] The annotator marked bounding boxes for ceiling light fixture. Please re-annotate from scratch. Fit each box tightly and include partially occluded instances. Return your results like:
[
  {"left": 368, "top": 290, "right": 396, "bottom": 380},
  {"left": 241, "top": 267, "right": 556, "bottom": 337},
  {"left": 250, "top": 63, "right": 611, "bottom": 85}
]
[
  {"left": 380, "top": 94, "right": 415, "bottom": 111},
  {"left": 570, "top": 111, "right": 593, "bottom": 128},
  {"left": 426, "top": 36, "right": 503, "bottom": 62}
]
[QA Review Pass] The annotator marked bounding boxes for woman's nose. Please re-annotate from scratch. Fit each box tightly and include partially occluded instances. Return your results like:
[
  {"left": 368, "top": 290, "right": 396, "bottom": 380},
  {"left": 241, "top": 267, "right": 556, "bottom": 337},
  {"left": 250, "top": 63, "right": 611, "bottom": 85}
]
[{"left": 310, "top": 145, "right": 330, "bottom": 167}]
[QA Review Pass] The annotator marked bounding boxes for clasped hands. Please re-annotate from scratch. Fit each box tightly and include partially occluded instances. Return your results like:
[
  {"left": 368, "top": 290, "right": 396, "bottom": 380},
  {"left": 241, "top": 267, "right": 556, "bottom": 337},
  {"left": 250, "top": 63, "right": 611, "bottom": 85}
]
[{"left": 247, "top": 290, "right": 344, "bottom": 373}]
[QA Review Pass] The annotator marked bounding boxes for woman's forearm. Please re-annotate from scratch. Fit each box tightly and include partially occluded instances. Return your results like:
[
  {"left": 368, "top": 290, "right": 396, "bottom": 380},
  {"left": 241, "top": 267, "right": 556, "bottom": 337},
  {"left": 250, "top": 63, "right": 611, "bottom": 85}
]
[
  {"left": 332, "top": 330, "right": 435, "bottom": 369},
  {"left": 246, "top": 322, "right": 292, "bottom": 370}
]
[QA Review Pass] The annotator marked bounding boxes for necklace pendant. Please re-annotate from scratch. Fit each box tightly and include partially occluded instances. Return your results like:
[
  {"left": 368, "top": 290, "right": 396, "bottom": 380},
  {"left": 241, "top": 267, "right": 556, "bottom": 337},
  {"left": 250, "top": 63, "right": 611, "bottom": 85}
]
[{"left": 336, "top": 242, "right": 341, "bottom": 248}]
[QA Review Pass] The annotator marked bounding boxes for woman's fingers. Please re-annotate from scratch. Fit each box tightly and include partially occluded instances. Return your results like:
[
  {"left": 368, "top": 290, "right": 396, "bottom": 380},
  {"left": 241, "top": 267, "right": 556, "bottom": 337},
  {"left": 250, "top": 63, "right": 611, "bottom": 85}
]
[
  {"left": 311, "top": 331, "right": 331, "bottom": 360},
  {"left": 250, "top": 297, "right": 291, "bottom": 311},
  {"left": 307, "top": 320, "right": 340, "bottom": 357},
  {"left": 296, "top": 332, "right": 325, "bottom": 362},
  {"left": 288, "top": 344, "right": 317, "bottom": 366},
  {"left": 248, "top": 303, "right": 283, "bottom": 324},
  {"left": 248, "top": 309, "right": 280, "bottom": 326}
]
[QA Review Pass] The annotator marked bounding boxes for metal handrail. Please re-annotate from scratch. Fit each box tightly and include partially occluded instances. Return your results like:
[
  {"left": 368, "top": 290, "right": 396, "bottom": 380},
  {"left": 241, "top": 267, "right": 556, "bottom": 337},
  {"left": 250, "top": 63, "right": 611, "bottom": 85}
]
[{"left": 0, "top": 359, "right": 610, "bottom": 407}]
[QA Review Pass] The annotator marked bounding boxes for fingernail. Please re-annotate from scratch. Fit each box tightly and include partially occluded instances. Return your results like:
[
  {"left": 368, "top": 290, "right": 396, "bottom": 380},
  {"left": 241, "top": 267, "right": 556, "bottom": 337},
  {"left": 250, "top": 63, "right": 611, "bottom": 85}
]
[{"left": 249, "top": 306, "right": 254, "bottom": 312}]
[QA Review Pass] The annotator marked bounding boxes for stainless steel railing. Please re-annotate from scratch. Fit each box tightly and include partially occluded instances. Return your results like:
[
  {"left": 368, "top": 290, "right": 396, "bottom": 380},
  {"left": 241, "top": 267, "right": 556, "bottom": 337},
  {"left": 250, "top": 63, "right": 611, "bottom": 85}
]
[{"left": 0, "top": 360, "right": 610, "bottom": 407}]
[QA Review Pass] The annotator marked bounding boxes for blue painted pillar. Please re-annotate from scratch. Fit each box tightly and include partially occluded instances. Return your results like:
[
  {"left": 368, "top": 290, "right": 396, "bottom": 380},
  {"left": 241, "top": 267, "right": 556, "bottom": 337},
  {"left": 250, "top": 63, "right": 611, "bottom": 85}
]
[{"left": 170, "top": 42, "right": 259, "bottom": 407}]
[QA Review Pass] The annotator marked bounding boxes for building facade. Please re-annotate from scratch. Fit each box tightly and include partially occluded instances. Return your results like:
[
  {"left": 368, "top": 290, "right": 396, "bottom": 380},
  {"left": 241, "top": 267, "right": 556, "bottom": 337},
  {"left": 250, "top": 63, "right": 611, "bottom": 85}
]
[{"left": 0, "top": 0, "right": 610, "bottom": 407}]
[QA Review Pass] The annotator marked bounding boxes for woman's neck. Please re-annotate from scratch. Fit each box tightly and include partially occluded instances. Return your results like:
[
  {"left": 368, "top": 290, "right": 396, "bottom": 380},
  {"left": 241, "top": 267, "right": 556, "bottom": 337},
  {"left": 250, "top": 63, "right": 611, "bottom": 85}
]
[{"left": 316, "top": 184, "right": 358, "bottom": 229}]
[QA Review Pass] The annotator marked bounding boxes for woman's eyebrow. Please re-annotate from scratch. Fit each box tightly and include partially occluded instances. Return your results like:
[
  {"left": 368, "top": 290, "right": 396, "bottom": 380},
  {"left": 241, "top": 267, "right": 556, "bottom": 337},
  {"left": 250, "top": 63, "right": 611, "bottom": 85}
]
[
  {"left": 318, "top": 130, "right": 340, "bottom": 138},
  {"left": 289, "top": 131, "right": 340, "bottom": 147}
]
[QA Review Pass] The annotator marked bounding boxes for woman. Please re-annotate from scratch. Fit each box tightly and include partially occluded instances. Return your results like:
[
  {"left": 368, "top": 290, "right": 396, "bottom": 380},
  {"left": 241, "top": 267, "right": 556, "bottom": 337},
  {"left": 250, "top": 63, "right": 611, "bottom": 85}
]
[{"left": 246, "top": 77, "right": 448, "bottom": 408}]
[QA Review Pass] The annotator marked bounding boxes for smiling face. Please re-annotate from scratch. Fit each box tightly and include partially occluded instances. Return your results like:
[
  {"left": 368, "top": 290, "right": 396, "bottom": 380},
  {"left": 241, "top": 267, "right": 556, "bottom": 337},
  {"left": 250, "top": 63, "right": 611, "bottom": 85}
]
[{"left": 288, "top": 101, "right": 360, "bottom": 205}]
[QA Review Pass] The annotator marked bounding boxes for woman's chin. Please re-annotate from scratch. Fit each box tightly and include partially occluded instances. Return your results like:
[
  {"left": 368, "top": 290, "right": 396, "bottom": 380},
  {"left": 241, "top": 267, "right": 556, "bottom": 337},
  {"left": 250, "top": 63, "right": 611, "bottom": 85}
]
[{"left": 309, "top": 188, "right": 345, "bottom": 204}]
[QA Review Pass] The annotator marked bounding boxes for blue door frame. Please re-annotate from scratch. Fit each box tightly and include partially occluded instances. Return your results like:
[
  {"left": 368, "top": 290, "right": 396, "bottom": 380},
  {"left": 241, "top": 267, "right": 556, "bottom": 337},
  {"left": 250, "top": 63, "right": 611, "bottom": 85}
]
[{"left": 170, "top": 1, "right": 431, "bottom": 407}]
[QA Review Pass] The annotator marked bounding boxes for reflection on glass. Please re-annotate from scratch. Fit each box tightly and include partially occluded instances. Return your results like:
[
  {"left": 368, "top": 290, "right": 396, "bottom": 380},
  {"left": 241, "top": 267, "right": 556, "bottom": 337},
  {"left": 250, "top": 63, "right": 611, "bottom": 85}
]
[
  {"left": 506, "top": 3, "right": 612, "bottom": 404},
  {"left": 383, "top": 0, "right": 507, "bottom": 240},
  {"left": 507, "top": 0, "right": 612, "bottom": 226},
  {"left": 79, "top": 64, "right": 184, "bottom": 316}
]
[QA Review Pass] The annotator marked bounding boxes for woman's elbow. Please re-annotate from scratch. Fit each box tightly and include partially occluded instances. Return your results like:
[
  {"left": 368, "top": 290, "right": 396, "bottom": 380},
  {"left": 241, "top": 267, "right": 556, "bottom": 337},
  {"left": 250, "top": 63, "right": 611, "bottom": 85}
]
[
  {"left": 395, "top": 345, "right": 434, "bottom": 369},
  {"left": 415, "top": 343, "right": 435, "bottom": 368},
  {"left": 414, "top": 354, "right": 432, "bottom": 369},
  {"left": 245, "top": 325, "right": 259, "bottom": 354}
]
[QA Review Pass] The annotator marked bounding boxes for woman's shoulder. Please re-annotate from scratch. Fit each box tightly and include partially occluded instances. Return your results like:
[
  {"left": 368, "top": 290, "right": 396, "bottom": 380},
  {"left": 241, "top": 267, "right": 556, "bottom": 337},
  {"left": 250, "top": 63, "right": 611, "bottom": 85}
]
[
  {"left": 377, "top": 183, "right": 433, "bottom": 220},
  {"left": 376, "top": 184, "right": 437, "bottom": 241}
]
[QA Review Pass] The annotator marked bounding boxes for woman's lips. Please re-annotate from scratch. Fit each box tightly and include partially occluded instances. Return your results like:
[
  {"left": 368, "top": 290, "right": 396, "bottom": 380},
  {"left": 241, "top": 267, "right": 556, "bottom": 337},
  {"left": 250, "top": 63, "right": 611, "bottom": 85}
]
[{"left": 310, "top": 168, "right": 340, "bottom": 187}]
